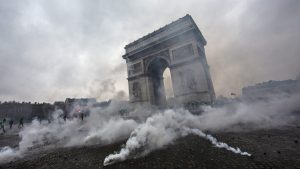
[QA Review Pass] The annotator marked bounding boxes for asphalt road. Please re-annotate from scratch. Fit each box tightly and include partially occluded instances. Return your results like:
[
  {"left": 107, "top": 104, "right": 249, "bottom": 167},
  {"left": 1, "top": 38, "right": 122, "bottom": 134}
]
[{"left": 0, "top": 127, "right": 299, "bottom": 169}]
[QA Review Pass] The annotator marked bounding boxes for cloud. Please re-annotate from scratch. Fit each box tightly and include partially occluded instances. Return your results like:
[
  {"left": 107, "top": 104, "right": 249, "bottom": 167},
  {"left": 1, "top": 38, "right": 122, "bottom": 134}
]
[{"left": 0, "top": 0, "right": 299, "bottom": 102}]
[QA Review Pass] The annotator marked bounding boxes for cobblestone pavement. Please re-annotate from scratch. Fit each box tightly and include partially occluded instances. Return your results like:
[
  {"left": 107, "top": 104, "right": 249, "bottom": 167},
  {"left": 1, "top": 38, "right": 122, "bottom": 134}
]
[{"left": 0, "top": 127, "right": 299, "bottom": 169}]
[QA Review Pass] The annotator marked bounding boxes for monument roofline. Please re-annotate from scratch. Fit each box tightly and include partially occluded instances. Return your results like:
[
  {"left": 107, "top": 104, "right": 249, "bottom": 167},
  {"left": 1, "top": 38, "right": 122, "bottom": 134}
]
[{"left": 123, "top": 14, "right": 206, "bottom": 57}]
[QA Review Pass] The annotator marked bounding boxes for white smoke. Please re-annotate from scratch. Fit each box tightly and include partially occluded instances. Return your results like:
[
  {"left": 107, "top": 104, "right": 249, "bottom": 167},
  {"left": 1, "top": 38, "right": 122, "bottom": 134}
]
[
  {"left": 183, "top": 128, "right": 251, "bottom": 156},
  {"left": 103, "top": 93, "right": 299, "bottom": 166},
  {"left": 0, "top": 147, "right": 19, "bottom": 161},
  {"left": 0, "top": 100, "right": 139, "bottom": 162},
  {"left": 103, "top": 109, "right": 251, "bottom": 166},
  {"left": 0, "top": 93, "right": 299, "bottom": 165},
  {"left": 198, "top": 93, "right": 300, "bottom": 131}
]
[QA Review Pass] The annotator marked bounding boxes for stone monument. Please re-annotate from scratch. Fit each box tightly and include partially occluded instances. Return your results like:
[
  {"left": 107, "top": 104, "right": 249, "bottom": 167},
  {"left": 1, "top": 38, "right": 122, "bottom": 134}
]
[{"left": 123, "top": 14, "right": 215, "bottom": 107}]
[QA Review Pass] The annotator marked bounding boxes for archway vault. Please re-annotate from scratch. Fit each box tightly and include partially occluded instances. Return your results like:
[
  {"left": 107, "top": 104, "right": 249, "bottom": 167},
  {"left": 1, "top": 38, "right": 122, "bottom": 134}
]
[
  {"left": 123, "top": 15, "right": 215, "bottom": 107},
  {"left": 146, "top": 57, "right": 169, "bottom": 107}
]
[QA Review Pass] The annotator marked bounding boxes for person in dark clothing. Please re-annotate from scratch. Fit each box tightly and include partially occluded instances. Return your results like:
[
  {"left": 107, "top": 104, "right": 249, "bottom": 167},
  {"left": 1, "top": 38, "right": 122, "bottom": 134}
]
[
  {"left": 1, "top": 118, "right": 6, "bottom": 133},
  {"left": 18, "top": 118, "right": 24, "bottom": 128},
  {"left": 80, "top": 113, "right": 84, "bottom": 121},
  {"left": 63, "top": 114, "right": 67, "bottom": 122},
  {"left": 9, "top": 119, "right": 13, "bottom": 129}
]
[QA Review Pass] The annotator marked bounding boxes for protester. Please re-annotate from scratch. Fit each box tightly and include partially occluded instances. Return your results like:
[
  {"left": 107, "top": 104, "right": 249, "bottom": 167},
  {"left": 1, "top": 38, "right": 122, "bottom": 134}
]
[
  {"left": 0, "top": 118, "right": 6, "bottom": 133},
  {"left": 9, "top": 119, "right": 13, "bottom": 129},
  {"left": 63, "top": 114, "right": 67, "bottom": 122},
  {"left": 80, "top": 113, "right": 84, "bottom": 121},
  {"left": 18, "top": 118, "right": 24, "bottom": 128}
]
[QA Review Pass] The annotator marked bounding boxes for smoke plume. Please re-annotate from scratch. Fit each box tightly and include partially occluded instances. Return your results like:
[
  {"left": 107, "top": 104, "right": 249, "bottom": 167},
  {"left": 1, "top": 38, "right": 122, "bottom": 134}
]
[
  {"left": 88, "top": 79, "right": 127, "bottom": 100},
  {"left": 0, "top": 93, "right": 299, "bottom": 165},
  {"left": 103, "top": 109, "right": 251, "bottom": 166}
]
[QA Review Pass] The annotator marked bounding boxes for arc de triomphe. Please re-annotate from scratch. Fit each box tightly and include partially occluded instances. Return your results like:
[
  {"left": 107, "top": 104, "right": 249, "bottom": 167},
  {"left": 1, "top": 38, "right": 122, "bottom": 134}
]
[{"left": 123, "top": 15, "right": 215, "bottom": 107}]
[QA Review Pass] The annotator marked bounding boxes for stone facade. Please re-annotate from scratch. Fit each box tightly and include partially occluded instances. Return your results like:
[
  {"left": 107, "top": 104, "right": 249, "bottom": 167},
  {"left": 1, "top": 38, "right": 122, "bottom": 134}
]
[{"left": 123, "top": 15, "right": 215, "bottom": 107}]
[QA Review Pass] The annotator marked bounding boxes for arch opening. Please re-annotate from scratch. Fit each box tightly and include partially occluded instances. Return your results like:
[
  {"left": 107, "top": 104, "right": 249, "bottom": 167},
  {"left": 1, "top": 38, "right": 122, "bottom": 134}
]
[
  {"left": 163, "top": 68, "right": 174, "bottom": 99},
  {"left": 147, "top": 57, "right": 171, "bottom": 107}
]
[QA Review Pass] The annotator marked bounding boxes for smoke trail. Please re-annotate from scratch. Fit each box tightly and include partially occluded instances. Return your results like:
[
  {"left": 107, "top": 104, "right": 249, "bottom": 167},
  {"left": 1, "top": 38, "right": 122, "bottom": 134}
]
[
  {"left": 183, "top": 128, "right": 251, "bottom": 156},
  {"left": 103, "top": 127, "right": 251, "bottom": 166},
  {"left": 103, "top": 109, "right": 251, "bottom": 166}
]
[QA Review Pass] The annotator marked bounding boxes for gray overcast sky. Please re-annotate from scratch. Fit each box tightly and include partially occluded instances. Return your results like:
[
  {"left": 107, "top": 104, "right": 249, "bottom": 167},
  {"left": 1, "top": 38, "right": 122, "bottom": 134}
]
[{"left": 0, "top": 0, "right": 300, "bottom": 102}]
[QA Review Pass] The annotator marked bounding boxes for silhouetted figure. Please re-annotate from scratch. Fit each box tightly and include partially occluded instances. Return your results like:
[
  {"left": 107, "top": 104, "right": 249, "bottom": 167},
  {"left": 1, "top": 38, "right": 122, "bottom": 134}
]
[
  {"left": 80, "top": 113, "right": 84, "bottom": 121},
  {"left": 9, "top": 119, "right": 13, "bottom": 129},
  {"left": 0, "top": 119, "right": 5, "bottom": 133},
  {"left": 63, "top": 114, "right": 67, "bottom": 122},
  {"left": 18, "top": 118, "right": 24, "bottom": 128}
]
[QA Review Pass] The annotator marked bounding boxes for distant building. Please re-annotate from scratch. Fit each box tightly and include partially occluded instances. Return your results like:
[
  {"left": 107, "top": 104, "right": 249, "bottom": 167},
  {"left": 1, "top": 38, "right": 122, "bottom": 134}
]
[
  {"left": 53, "top": 101, "right": 65, "bottom": 111},
  {"left": 92, "top": 100, "right": 111, "bottom": 108},
  {"left": 31, "top": 103, "right": 54, "bottom": 120},
  {"left": 0, "top": 102, "right": 54, "bottom": 122},
  {"left": 242, "top": 79, "right": 300, "bottom": 101},
  {"left": 0, "top": 97, "right": 121, "bottom": 121}
]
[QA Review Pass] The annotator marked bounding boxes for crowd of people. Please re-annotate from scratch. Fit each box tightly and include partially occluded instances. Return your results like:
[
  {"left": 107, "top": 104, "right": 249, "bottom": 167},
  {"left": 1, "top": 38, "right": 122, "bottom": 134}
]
[
  {"left": 0, "top": 118, "right": 24, "bottom": 134},
  {"left": 0, "top": 112, "right": 87, "bottom": 134}
]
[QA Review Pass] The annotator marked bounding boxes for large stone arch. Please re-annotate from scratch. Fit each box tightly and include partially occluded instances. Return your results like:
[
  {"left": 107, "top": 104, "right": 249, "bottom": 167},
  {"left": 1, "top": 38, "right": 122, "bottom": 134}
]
[{"left": 123, "top": 15, "right": 215, "bottom": 107}]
